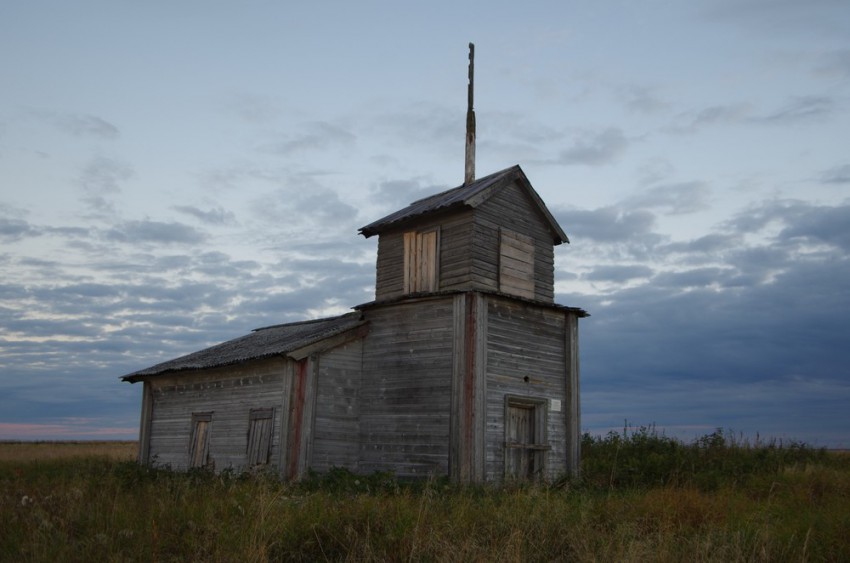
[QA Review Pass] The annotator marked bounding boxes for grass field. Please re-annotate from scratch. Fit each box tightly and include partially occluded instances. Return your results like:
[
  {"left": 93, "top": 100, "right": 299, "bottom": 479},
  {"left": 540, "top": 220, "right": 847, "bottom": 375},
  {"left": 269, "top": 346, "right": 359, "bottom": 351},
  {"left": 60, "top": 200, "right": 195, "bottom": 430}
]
[
  {"left": 2, "top": 430, "right": 849, "bottom": 562},
  {"left": 0, "top": 441, "right": 137, "bottom": 462}
]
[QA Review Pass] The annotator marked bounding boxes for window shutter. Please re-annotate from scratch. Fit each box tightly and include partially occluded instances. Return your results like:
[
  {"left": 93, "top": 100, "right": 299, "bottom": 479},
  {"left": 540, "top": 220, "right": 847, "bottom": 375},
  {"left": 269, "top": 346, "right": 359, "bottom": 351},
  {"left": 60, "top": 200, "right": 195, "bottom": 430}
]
[{"left": 499, "top": 230, "right": 535, "bottom": 299}]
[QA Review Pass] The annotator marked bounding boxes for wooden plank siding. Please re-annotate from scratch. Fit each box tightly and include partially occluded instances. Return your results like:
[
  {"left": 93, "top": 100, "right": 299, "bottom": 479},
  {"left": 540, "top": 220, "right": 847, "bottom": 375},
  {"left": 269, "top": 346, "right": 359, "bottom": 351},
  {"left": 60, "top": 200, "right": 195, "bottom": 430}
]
[
  {"left": 145, "top": 357, "right": 287, "bottom": 472},
  {"left": 310, "top": 339, "right": 363, "bottom": 473},
  {"left": 372, "top": 181, "right": 556, "bottom": 304},
  {"left": 359, "top": 297, "right": 455, "bottom": 477},
  {"left": 374, "top": 210, "right": 475, "bottom": 300},
  {"left": 483, "top": 296, "right": 569, "bottom": 482},
  {"left": 499, "top": 229, "right": 536, "bottom": 299},
  {"left": 473, "top": 181, "right": 556, "bottom": 303},
  {"left": 449, "top": 292, "right": 488, "bottom": 483}
]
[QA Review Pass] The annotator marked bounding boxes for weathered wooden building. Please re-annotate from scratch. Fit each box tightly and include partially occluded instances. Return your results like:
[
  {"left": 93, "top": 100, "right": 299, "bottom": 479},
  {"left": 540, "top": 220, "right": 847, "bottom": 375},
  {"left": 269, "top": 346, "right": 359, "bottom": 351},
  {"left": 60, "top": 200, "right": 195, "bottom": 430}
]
[{"left": 123, "top": 164, "right": 587, "bottom": 482}]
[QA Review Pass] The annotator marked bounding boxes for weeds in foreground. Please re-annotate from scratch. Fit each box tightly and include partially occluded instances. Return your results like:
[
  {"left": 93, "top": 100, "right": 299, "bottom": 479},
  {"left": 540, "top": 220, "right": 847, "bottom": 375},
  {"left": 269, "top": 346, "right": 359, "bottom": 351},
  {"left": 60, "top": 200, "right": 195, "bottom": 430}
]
[
  {"left": 2, "top": 432, "right": 849, "bottom": 562},
  {"left": 579, "top": 424, "right": 833, "bottom": 490}
]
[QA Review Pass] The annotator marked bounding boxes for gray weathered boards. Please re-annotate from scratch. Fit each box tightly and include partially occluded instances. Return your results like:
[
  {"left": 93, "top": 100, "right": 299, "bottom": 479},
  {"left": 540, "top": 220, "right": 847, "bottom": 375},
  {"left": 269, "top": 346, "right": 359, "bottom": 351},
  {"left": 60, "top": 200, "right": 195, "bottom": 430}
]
[{"left": 122, "top": 165, "right": 587, "bottom": 483}]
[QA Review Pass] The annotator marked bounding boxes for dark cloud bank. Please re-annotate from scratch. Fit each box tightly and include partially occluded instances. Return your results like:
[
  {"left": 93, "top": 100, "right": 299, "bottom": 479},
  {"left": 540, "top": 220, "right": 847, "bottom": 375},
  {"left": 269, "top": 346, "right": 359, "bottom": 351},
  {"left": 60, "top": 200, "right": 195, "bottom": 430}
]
[
  {"left": 2, "top": 188, "right": 849, "bottom": 446},
  {"left": 555, "top": 197, "right": 850, "bottom": 447}
]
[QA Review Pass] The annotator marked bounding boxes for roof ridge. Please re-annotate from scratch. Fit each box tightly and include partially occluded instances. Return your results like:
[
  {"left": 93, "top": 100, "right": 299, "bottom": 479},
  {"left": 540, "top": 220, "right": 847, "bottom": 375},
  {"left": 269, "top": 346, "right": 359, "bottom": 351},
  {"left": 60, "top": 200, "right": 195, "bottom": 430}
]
[
  {"left": 406, "top": 165, "right": 518, "bottom": 207},
  {"left": 252, "top": 311, "right": 358, "bottom": 332},
  {"left": 358, "top": 165, "right": 522, "bottom": 238}
]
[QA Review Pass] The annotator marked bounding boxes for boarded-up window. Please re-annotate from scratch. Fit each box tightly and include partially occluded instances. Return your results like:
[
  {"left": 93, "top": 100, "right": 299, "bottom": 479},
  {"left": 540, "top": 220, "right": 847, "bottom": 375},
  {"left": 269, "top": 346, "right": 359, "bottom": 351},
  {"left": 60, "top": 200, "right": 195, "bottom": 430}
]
[
  {"left": 189, "top": 412, "right": 212, "bottom": 469},
  {"left": 504, "top": 396, "right": 548, "bottom": 479},
  {"left": 403, "top": 228, "right": 439, "bottom": 294},
  {"left": 499, "top": 230, "right": 535, "bottom": 299},
  {"left": 247, "top": 408, "right": 274, "bottom": 466}
]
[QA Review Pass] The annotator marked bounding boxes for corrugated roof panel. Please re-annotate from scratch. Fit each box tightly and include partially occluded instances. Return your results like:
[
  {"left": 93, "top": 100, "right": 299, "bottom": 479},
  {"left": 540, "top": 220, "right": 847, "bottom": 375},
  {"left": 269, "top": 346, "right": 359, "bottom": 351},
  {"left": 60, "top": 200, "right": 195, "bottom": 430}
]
[
  {"left": 358, "top": 166, "right": 518, "bottom": 237},
  {"left": 121, "top": 312, "right": 365, "bottom": 381}
]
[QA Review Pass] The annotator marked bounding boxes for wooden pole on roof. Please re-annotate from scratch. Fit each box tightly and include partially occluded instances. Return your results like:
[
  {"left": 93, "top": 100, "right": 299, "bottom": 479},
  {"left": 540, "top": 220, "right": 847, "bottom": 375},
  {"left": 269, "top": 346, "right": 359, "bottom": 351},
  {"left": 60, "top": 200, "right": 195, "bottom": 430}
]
[{"left": 465, "top": 42, "right": 476, "bottom": 185}]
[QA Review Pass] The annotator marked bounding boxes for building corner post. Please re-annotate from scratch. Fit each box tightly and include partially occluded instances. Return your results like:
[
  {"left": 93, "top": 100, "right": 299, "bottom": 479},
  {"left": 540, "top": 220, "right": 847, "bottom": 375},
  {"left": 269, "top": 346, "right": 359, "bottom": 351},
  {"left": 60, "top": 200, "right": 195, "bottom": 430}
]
[
  {"left": 137, "top": 380, "right": 153, "bottom": 465},
  {"left": 565, "top": 312, "right": 581, "bottom": 476}
]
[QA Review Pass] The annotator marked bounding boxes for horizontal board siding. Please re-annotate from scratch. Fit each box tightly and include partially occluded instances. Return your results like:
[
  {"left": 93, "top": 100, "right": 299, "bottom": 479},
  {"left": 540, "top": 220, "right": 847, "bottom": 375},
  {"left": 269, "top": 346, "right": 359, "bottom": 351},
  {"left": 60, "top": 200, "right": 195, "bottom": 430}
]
[
  {"left": 375, "top": 232, "right": 405, "bottom": 300},
  {"left": 311, "top": 339, "right": 363, "bottom": 473},
  {"left": 374, "top": 211, "right": 474, "bottom": 299},
  {"left": 474, "top": 181, "right": 556, "bottom": 302},
  {"left": 373, "top": 181, "right": 558, "bottom": 302},
  {"left": 360, "top": 298, "right": 454, "bottom": 477},
  {"left": 147, "top": 357, "right": 287, "bottom": 472},
  {"left": 437, "top": 212, "right": 474, "bottom": 292},
  {"left": 484, "top": 297, "right": 568, "bottom": 482}
]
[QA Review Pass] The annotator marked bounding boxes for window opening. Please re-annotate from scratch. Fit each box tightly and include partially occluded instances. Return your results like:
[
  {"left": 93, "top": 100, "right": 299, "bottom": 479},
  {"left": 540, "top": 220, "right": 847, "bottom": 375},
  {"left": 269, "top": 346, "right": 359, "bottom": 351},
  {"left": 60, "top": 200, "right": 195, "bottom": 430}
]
[
  {"left": 189, "top": 412, "right": 213, "bottom": 469},
  {"left": 247, "top": 408, "right": 275, "bottom": 466},
  {"left": 499, "top": 229, "right": 535, "bottom": 299},
  {"left": 404, "top": 228, "right": 439, "bottom": 293}
]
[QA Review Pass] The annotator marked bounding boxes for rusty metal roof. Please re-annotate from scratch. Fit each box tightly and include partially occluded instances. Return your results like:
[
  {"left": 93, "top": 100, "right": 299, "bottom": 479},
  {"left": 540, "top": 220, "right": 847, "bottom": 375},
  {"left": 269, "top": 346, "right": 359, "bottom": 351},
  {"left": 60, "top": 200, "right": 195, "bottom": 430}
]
[
  {"left": 358, "top": 165, "right": 569, "bottom": 244},
  {"left": 121, "top": 312, "right": 365, "bottom": 382}
]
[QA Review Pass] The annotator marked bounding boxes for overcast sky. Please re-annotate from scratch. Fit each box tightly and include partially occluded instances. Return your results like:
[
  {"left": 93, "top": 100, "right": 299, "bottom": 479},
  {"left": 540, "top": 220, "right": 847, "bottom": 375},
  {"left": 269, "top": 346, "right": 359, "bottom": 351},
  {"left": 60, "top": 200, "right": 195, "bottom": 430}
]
[{"left": 2, "top": 0, "right": 849, "bottom": 447}]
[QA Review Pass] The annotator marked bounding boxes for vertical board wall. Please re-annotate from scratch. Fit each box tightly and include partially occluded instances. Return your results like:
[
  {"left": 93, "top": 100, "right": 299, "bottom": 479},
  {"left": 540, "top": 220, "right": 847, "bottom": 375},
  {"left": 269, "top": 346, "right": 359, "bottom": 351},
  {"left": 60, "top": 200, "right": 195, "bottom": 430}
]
[
  {"left": 484, "top": 297, "right": 568, "bottom": 481},
  {"left": 359, "top": 297, "right": 455, "bottom": 477}
]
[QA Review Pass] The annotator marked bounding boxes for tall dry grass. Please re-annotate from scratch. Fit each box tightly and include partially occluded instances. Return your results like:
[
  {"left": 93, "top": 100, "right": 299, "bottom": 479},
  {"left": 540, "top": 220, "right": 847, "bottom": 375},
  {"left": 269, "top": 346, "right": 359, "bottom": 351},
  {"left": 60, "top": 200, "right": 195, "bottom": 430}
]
[
  {"left": 0, "top": 441, "right": 137, "bottom": 462},
  {"left": 2, "top": 434, "right": 849, "bottom": 561}
]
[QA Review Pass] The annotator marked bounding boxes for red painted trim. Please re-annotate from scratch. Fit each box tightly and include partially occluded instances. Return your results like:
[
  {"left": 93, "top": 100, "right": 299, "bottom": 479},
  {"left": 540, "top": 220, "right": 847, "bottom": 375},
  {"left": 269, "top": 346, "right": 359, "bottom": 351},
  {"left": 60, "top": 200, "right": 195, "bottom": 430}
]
[
  {"left": 287, "top": 358, "right": 308, "bottom": 479},
  {"left": 463, "top": 293, "right": 476, "bottom": 474}
]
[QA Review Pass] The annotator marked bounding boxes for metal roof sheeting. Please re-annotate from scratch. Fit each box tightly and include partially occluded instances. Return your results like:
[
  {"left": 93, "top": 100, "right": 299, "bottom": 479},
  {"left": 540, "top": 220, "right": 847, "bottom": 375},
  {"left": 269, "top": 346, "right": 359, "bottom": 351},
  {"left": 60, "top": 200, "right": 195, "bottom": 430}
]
[
  {"left": 121, "top": 312, "right": 365, "bottom": 382},
  {"left": 358, "top": 165, "right": 568, "bottom": 244}
]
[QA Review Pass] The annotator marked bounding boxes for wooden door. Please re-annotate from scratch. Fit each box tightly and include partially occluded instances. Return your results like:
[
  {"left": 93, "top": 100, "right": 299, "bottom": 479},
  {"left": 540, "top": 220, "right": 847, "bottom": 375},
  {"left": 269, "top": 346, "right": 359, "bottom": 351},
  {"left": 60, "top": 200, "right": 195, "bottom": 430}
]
[
  {"left": 505, "top": 404, "right": 535, "bottom": 479},
  {"left": 190, "top": 417, "right": 210, "bottom": 468}
]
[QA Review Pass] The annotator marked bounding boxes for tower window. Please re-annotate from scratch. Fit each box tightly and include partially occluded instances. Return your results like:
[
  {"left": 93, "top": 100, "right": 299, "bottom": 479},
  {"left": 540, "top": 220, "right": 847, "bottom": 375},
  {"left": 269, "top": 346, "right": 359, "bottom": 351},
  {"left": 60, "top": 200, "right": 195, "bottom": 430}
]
[
  {"left": 499, "top": 229, "right": 535, "bottom": 299},
  {"left": 403, "top": 228, "right": 439, "bottom": 294}
]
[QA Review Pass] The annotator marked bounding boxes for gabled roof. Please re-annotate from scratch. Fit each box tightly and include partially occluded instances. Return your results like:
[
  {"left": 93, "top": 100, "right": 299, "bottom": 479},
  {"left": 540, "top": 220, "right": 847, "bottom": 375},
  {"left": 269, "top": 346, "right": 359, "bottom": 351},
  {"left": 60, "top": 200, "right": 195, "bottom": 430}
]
[
  {"left": 358, "top": 165, "right": 569, "bottom": 244},
  {"left": 121, "top": 312, "right": 366, "bottom": 382}
]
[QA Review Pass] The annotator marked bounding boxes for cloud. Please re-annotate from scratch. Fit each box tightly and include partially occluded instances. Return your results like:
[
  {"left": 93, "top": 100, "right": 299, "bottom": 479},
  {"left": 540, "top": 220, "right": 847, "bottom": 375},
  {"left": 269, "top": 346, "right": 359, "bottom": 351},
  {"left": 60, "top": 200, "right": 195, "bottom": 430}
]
[
  {"left": 555, "top": 206, "right": 656, "bottom": 243},
  {"left": 105, "top": 220, "right": 206, "bottom": 245},
  {"left": 370, "top": 178, "right": 451, "bottom": 214},
  {"left": 815, "top": 49, "right": 850, "bottom": 78},
  {"left": 620, "top": 86, "right": 671, "bottom": 115},
  {"left": 668, "top": 96, "right": 834, "bottom": 133},
  {"left": 562, "top": 194, "right": 850, "bottom": 444},
  {"left": 661, "top": 233, "right": 740, "bottom": 256},
  {"left": 625, "top": 182, "right": 711, "bottom": 215},
  {"left": 55, "top": 114, "right": 120, "bottom": 139},
  {"left": 225, "top": 93, "right": 281, "bottom": 123},
  {"left": 258, "top": 121, "right": 356, "bottom": 155},
  {"left": 820, "top": 164, "right": 850, "bottom": 184},
  {"left": 668, "top": 103, "right": 752, "bottom": 134},
  {"left": 250, "top": 182, "right": 360, "bottom": 237},
  {"left": 583, "top": 264, "right": 654, "bottom": 283},
  {"left": 758, "top": 95, "right": 835, "bottom": 123},
  {"left": 0, "top": 217, "right": 39, "bottom": 241},
  {"left": 726, "top": 199, "right": 850, "bottom": 251},
  {"left": 701, "top": 0, "right": 850, "bottom": 39},
  {"left": 556, "top": 128, "right": 630, "bottom": 166},
  {"left": 375, "top": 102, "right": 459, "bottom": 147},
  {"left": 78, "top": 156, "right": 134, "bottom": 214},
  {"left": 25, "top": 109, "right": 120, "bottom": 140},
  {"left": 173, "top": 205, "right": 237, "bottom": 225},
  {"left": 778, "top": 203, "right": 850, "bottom": 251}
]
